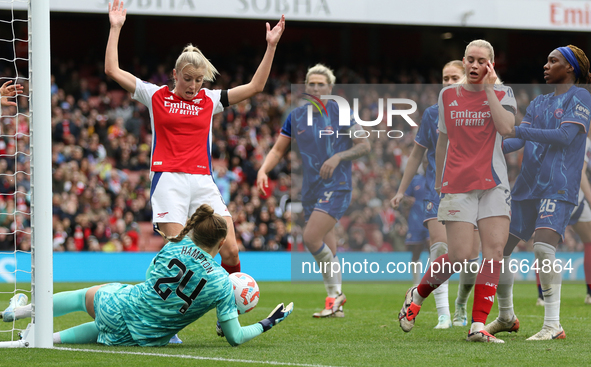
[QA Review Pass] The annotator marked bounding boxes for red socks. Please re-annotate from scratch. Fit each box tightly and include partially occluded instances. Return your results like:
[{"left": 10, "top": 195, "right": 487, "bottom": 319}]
[
  {"left": 585, "top": 243, "right": 591, "bottom": 295},
  {"left": 472, "top": 260, "right": 501, "bottom": 324},
  {"left": 417, "top": 254, "right": 456, "bottom": 298},
  {"left": 222, "top": 261, "right": 241, "bottom": 274}
]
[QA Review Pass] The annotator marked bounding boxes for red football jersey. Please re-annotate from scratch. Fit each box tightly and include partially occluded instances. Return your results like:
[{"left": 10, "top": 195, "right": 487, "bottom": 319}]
[
  {"left": 133, "top": 79, "right": 224, "bottom": 175},
  {"left": 438, "top": 85, "right": 516, "bottom": 194}
]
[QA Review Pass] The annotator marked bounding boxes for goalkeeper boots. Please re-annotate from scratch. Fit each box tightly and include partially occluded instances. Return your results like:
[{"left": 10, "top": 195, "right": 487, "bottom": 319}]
[
  {"left": 1, "top": 293, "right": 28, "bottom": 322},
  {"left": 313, "top": 293, "right": 346, "bottom": 318}
]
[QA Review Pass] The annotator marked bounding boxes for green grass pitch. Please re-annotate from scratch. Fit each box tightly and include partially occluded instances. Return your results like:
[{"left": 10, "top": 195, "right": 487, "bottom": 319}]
[{"left": 1, "top": 282, "right": 590, "bottom": 366}]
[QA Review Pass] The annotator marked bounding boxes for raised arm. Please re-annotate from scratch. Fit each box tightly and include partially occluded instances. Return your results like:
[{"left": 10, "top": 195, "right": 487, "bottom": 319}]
[
  {"left": 391, "top": 143, "right": 427, "bottom": 209},
  {"left": 227, "top": 15, "right": 285, "bottom": 105},
  {"left": 435, "top": 131, "right": 448, "bottom": 194},
  {"left": 105, "top": 0, "right": 137, "bottom": 94},
  {"left": 257, "top": 135, "right": 291, "bottom": 195}
]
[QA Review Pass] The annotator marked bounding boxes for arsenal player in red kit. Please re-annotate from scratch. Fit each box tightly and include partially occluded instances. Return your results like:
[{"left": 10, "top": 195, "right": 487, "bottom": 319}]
[
  {"left": 398, "top": 40, "right": 517, "bottom": 343},
  {"left": 105, "top": 0, "right": 285, "bottom": 278}
]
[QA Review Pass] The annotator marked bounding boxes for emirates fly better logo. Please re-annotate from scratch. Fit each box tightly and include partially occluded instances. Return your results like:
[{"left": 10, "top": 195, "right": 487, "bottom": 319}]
[{"left": 304, "top": 94, "right": 418, "bottom": 139}]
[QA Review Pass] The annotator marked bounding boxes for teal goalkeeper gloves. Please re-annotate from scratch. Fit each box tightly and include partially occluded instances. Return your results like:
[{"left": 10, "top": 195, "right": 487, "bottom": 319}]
[{"left": 258, "top": 302, "right": 294, "bottom": 332}]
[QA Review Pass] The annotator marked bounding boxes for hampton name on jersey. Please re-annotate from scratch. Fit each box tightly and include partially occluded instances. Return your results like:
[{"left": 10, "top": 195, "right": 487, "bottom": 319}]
[
  {"left": 414, "top": 104, "right": 439, "bottom": 203},
  {"left": 281, "top": 100, "right": 356, "bottom": 202},
  {"left": 511, "top": 86, "right": 591, "bottom": 205},
  {"left": 133, "top": 78, "right": 227, "bottom": 175},
  {"left": 103, "top": 237, "right": 237, "bottom": 346},
  {"left": 438, "top": 84, "right": 516, "bottom": 194}
]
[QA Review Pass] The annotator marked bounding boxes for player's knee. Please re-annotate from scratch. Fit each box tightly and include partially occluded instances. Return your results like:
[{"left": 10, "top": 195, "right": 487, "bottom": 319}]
[{"left": 302, "top": 232, "right": 322, "bottom": 247}]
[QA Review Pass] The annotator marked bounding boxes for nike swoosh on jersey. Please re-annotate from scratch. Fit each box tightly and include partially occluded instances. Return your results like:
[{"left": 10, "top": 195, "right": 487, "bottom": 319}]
[{"left": 540, "top": 214, "right": 553, "bottom": 219}]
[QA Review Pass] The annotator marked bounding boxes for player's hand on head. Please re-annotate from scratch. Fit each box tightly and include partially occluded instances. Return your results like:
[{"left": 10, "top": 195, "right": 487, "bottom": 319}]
[
  {"left": 266, "top": 15, "right": 285, "bottom": 47},
  {"left": 483, "top": 61, "right": 497, "bottom": 87},
  {"left": 0, "top": 81, "right": 23, "bottom": 107},
  {"left": 108, "top": 0, "right": 127, "bottom": 28},
  {"left": 390, "top": 193, "right": 403, "bottom": 209},
  {"left": 258, "top": 302, "right": 293, "bottom": 332}
]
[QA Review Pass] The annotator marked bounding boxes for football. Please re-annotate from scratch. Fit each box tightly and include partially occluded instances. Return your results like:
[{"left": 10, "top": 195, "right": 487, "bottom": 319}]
[{"left": 229, "top": 272, "right": 260, "bottom": 314}]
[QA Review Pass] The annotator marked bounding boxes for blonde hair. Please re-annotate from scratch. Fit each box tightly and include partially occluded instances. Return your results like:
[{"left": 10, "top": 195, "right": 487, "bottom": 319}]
[
  {"left": 443, "top": 60, "right": 464, "bottom": 73},
  {"left": 175, "top": 44, "right": 219, "bottom": 82},
  {"left": 305, "top": 64, "right": 336, "bottom": 85},
  {"left": 158, "top": 204, "right": 227, "bottom": 249},
  {"left": 456, "top": 40, "right": 502, "bottom": 94}
]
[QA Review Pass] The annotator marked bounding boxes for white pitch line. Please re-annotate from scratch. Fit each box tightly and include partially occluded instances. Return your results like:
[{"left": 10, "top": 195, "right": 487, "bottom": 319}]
[{"left": 55, "top": 347, "right": 341, "bottom": 367}]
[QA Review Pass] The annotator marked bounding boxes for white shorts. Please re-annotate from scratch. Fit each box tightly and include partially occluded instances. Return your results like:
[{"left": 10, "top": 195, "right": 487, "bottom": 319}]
[
  {"left": 150, "top": 172, "right": 230, "bottom": 225},
  {"left": 572, "top": 200, "right": 591, "bottom": 223},
  {"left": 437, "top": 185, "right": 511, "bottom": 226}
]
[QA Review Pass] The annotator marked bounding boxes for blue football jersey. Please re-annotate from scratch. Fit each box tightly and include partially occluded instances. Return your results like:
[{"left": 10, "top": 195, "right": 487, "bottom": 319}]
[
  {"left": 281, "top": 100, "right": 355, "bottom": 202},
  {"left": 405, "top": 174, "right": 427, "bottom": 228},
  {"left": 414, "top": 104, "right": 439, "bottom": 203},
  {"left": 511, "top": 86, "right": 591, "bottom": 205}
]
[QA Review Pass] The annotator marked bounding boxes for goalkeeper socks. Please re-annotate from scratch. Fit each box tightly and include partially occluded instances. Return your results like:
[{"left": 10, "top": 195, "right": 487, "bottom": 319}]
[
  {"left": 456, "top": 257, "right": 478, "bottom": 306},
  {"left": 312, "top": 243, "right": 339, "bottom": 298},
  {"left": 416, "top": 254, "right": 456, "bottom": 302},
  {"left": 57, "top": 321, "right": 99, "bottom": 344},
  {"left": 585, "top": 243, "right": 591, "bottom": 295},
  {"left": 496, "top": 256, "right": 515, "bottom": 321},
  {"left": 54, "top": 288, "right": 90, "bottom": 317},
  {"left": 534, "top": 242, "right": 561, "bottom": 328},
  {"left": 536, "top": 272, "right": 543, "bottom": 299},
  {"left": 471, "top": 259, "right": 500, "bottom": 324},
  {"left": 430, "top": 242, "right": 450, "bottom": 317},
  {"left": 222, "top": 261, "right": 241, "bottom": 274}
]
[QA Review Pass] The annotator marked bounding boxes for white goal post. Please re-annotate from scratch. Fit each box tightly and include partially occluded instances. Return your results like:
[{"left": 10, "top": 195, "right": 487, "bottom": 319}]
[{"left": 0, "top": 0, "right": 53, "bottom": 349}]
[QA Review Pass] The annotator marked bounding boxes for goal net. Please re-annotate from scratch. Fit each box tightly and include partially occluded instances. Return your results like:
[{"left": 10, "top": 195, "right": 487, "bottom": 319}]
[{"left": 0, "top": 0, "right": 52, "bottom": 348}]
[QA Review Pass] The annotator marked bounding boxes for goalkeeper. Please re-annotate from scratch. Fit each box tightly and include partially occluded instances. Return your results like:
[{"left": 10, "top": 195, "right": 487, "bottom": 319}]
[{"left": 1, "top": 204, "right": 293, "bottom": 346}]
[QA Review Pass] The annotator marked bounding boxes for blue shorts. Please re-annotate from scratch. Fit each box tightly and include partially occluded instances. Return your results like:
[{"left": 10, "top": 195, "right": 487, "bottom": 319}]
[
  {"left": 406, "top": 223, "right": 429, "bottom": 244},
  {"left": 303, "top": 190, "right": 352, "bottom": 222},
  {"left": 406, "top": 205, "right": 430, "bottom": 244},
  {"left": 423, "top": 199, "right": 439, "bottom": 228},
  {"left": 510, "top": 199, "right": 574, "bottom": 241}
]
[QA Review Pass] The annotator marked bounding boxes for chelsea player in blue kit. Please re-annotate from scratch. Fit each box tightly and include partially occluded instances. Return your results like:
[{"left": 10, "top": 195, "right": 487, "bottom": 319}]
[
  {"left": 1, "top": 204, "right": 293, "bottom": 346},
  {"left": 484, "top": 45, "right": 591, "bottom": 341},
  {"left": 392, "top": 61, "right": 480, "bottom": 329},
  {"left": 257, "top": 64, "right": 370, "bottom": 317}
]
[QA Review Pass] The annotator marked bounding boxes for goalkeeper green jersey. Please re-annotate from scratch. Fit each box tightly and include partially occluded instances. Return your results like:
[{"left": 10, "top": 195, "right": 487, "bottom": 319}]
[{"left": 94, "top": 237, "right": 238, "bottom": 346}]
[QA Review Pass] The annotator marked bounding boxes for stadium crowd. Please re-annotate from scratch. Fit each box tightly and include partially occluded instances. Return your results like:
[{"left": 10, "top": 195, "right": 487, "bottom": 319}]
[{"left": 0, "top": 57, "right": 585, "bottom": 254}]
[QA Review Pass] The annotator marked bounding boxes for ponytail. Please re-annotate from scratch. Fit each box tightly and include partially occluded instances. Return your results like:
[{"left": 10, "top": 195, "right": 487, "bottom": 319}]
[
  {"left": 157, "top": 204, "right": 227, "bottom": 248},
  {"left": 174, "top": 44, "right": 219, "bottom": 82}
]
